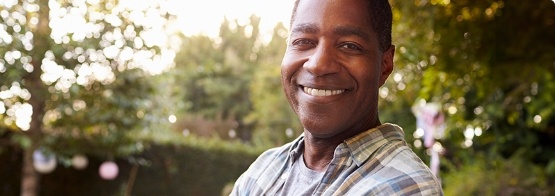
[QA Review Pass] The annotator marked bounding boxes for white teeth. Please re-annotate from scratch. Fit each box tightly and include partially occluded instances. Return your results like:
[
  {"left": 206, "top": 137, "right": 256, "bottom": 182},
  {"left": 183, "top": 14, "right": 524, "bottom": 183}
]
[{"left": 303, "top": 87, "right": 345, "bottom": 97}]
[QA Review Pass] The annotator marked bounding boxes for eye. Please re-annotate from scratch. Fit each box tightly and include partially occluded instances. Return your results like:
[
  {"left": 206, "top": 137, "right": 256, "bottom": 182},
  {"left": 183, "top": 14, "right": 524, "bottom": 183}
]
[
  {"left": 339, "top": 43, "right": 362, "bottom": 51},
  {"left": 292, "top": 39, "right": 316, "bottom": 49}
]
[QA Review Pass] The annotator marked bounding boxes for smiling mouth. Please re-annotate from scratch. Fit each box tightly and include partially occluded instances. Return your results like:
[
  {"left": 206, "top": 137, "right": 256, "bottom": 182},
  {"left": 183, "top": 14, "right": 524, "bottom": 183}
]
[{"left": 302, "top": 86, "right": 346, "bottom": 97}]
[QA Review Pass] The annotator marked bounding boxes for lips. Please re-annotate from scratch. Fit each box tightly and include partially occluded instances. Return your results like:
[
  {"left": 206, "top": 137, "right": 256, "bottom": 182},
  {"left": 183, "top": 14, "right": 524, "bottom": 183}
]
[{"left": 302, "top": 86, "right": 346, "bottom": 97}]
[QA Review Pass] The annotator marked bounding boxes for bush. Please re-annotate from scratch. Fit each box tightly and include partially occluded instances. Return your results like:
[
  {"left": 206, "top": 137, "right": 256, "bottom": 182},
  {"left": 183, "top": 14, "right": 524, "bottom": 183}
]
[
  {"left": 442, "top": 153, "right": 554, "bottom": 196},
  {"left": 0, "top": 135, "right": 262, "bottom": 196}
]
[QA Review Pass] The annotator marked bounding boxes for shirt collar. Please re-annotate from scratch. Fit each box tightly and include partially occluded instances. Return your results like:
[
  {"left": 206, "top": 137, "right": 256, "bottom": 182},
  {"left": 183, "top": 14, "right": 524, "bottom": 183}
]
[
  {"left": 286, "top": 123, "right": 406, "bottom": 167},
  {"left": 344, "top": 123, "right": 406, "bottom": 166},
  {"left": 287, "top": 134, "right": 305, "bottom": 166}
]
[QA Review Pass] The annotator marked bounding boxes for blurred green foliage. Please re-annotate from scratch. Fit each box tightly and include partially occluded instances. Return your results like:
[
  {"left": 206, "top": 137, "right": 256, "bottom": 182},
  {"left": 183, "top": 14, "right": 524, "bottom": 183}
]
[
  {"left": 382, "top": 0, "right": 555, "bottom": 194},
  {"left": 442, "top": 151, "right": 555, "bottom": 195}
]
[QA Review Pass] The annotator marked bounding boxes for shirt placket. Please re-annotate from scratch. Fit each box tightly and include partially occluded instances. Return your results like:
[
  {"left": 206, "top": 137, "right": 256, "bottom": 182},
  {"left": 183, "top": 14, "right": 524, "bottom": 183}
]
[
  {"left": 312, "top": 147, "right": 352, "bottom": 195},
  {"left": 266, "top": 146, "right": 299, "bottom": 195}
]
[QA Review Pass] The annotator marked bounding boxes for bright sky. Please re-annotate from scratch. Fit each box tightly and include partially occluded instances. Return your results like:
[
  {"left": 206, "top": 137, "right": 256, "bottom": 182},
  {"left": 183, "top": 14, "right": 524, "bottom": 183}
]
[{"left": 169, "top": 0, "right": 295, "bottom": 37}]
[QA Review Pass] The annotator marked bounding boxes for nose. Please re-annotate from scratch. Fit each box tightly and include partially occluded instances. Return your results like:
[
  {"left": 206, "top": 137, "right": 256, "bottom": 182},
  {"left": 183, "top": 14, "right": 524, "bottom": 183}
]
[{"left": 304, "top": 43, "right": 341, "bottom": 76}]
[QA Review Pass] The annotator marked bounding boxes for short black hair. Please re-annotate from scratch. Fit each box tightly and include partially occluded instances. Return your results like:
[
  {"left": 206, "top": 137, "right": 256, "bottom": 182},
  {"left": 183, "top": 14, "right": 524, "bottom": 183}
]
[{"left": 290, "top": 0, "right": 393, "bottom": 51}]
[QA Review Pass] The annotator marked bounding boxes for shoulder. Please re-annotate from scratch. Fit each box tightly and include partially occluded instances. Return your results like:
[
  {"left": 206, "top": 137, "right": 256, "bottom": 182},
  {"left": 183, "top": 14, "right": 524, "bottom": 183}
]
[
  {"left": 231, "top": 139, "right": 298, "bottom": 195},
  {"left": 356, "top": 140, "right": 443, "bottom": 195}
]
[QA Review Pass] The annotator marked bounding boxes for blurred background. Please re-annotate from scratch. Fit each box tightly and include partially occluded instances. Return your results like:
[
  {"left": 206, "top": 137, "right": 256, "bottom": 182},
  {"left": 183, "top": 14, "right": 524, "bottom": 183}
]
[{"left": 1, "top": 0, "right": 554, "bottom": 195}]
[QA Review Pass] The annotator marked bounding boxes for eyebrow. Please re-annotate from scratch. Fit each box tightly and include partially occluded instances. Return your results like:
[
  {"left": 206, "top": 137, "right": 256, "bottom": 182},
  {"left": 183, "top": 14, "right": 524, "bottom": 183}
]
[
  {"left": 334, "top": 25, "right": 370, "bottom": 41},
  {"left": 291, "top": 23, "right": 370, "bottom": 41},
  {"left": 291, "top": 23, "right": 319, "bottom": 34}
]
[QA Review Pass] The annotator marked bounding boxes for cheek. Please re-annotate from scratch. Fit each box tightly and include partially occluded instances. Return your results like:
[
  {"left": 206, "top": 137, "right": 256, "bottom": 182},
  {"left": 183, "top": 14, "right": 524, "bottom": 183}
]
[
  {"left": 280, "top": 64, "right": 294, "bottom": 94},
  {"left": 280, "top": 52, "right": 304, "bottom": 92},
  {"left": 281, "top": 61, "right": 298, "bottom": 110},
  {"left": 280, "top": 53, "right": 292, "bottom": 80},
  {"left": 352, "top": 61, "right": 381, "bottom": 85}
]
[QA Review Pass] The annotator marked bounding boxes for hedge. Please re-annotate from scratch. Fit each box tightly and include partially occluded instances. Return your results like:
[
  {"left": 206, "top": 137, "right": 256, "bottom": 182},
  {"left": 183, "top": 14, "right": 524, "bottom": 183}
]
[{"left": 0, "top": 136, "right": 263, "bottom": 196}]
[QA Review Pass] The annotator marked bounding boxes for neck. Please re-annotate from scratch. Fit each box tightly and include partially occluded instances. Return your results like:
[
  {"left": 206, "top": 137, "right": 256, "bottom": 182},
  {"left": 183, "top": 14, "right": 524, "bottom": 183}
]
[
  {"left": 302, "top": 135, "right": 336, "bottom": 171},
  {"left": 302, "top": 119, "right": 382, "bottom": 171}
]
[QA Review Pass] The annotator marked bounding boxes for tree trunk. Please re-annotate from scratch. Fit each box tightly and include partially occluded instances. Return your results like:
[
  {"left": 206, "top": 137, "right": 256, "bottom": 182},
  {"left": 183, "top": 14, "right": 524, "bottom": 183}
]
[
  {"left": 20, "top": 0, "right": 51, "bottom": 195},
  {"left": 20, "top": 148, "right": 38, "bottom": 196}
]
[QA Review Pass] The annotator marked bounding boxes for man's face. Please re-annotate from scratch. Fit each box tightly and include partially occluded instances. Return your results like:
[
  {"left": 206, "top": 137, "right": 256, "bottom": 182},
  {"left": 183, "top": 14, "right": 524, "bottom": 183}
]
[{"left": 281, "top": 0, "right": 394, "bottom": 138}]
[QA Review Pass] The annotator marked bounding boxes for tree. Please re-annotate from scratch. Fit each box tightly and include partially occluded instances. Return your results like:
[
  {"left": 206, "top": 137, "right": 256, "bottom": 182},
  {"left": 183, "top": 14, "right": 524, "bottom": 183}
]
[
  {"left": 0, "top": 0, "right": 175, "bottom": 195},
  {"left": 174, "top": 15, "right": 259, "bottom": 141},
  {"left": 381, "top": 0, "right": 555, "bottom": 193},
  {"left": 173, "top": 16, "right": 303, "bottom": 145}
]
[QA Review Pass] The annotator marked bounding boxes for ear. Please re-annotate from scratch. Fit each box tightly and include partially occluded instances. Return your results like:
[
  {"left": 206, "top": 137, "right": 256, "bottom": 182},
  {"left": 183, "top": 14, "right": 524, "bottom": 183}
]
[{"left": 379, "top": 45, "right": 395, "bottom": 86}]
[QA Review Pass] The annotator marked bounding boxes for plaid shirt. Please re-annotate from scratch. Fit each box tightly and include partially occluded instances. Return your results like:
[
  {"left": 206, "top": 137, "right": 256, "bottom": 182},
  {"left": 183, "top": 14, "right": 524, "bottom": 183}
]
[{"left": 231, "top": 123, "right": 443, "bottom": 196}]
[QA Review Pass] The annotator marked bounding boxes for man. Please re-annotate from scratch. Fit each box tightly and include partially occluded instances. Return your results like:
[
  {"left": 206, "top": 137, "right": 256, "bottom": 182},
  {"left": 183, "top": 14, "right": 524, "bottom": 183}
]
[{"left": 232, "top": 0, "right": 443, "bottom": 195}]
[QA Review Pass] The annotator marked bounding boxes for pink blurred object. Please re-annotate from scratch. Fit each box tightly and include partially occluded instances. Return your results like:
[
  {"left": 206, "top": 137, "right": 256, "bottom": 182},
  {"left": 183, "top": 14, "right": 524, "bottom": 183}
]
[
  {"left": 99, "top": 161, "right": 119, "bottom": 180},
  {"left": 412, "top": 102, "right": 445, "bottom": 147},
  {"left": 412, "top": 100, "right": 446, "bottom": 178}
]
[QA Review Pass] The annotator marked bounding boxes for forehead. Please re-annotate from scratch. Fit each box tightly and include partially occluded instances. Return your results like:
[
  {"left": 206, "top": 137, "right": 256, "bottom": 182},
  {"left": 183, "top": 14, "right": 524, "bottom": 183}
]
[{"left": 291, "top": 0, "right": 372, "bottom": 31}]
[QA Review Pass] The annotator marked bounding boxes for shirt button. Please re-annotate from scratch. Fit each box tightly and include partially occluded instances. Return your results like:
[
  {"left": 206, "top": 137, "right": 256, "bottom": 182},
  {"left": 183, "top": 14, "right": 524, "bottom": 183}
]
[{"left": 281, "top": 173, "right": 288, "bottom": 179}]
